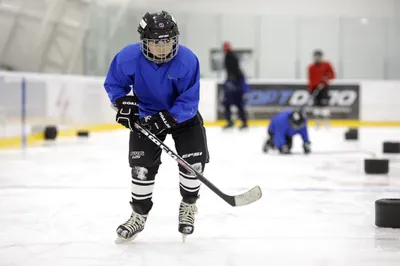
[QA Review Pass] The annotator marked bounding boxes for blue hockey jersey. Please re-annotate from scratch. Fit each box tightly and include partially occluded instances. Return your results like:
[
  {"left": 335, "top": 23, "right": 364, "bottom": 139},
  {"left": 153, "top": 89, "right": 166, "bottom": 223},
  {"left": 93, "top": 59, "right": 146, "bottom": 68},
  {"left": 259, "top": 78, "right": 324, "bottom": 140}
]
[
  {"left": 104, "top": 43, "right": 200, "bottom": 123},
  {"left": 268, "top": 109, "right": 310, "bottom": 148}
]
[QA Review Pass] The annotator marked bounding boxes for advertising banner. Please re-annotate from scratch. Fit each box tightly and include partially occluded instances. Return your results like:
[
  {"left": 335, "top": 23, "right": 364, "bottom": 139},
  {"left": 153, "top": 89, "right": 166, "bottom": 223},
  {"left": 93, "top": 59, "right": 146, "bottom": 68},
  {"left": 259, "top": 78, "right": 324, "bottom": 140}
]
[{"left": 217, "top": 83, "right": 360, "bottom": 120}]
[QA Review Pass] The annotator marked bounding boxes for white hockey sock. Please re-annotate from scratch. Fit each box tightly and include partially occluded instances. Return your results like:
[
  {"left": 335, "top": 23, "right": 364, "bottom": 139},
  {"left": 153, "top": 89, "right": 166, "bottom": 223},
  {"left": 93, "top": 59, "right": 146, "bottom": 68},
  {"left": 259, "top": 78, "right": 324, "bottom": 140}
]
[
  {"left": 179, "top": 163, "right": 202, "bottom": 194},
  {"left": 131, "top": 166, "right": 155, "bottom": 201}
]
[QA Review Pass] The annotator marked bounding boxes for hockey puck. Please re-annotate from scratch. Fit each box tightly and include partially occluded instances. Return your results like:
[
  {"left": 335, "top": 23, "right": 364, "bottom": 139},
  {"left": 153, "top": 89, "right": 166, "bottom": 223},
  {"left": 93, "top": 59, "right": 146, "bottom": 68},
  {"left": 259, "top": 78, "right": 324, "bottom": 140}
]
[
  {"left": 375, "top": 199, "right": 400, "bottom": 228},
  {"left": 77, "top": 130, "right": 89, "bottom": 137},
  {"left": 364, "top": 159, "right": 389, "bottom": 174},
  {"left": 44, "top": 126, "right": 58, "bottom": 140},
  {"left": 383, "top": 142, "right": 400, "bottom": 154},
  {"left": 344, "top": 128, "right": 358, "bottom": 140}
]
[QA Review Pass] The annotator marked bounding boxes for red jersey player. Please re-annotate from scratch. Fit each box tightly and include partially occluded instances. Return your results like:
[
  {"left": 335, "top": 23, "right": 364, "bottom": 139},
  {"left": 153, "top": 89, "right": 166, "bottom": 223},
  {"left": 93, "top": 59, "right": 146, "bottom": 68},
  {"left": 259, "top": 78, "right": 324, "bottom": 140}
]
[{"left": 308, "top": 50, "right": 335, "bottom": 127}]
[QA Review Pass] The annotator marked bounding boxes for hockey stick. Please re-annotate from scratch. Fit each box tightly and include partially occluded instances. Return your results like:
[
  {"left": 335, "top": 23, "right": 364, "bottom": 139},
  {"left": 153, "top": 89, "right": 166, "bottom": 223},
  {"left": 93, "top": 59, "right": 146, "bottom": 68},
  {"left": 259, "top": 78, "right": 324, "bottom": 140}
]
[{"left": 112, "top": 106, "right": 262, "bottom": 207}]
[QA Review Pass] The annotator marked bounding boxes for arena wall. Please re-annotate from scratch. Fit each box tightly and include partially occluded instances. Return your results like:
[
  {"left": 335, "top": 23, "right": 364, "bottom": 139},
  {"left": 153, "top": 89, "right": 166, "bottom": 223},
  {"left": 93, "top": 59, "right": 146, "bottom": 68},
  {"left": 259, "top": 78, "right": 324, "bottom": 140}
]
[{"left": 1, "top": 71, "right": 399, "bottom": 148}]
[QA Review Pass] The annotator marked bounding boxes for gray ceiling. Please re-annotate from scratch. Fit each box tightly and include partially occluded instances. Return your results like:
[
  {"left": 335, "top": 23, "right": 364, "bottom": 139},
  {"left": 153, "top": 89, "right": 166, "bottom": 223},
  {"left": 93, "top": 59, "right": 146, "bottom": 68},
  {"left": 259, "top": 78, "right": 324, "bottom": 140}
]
[{"left": 0, "top": 0, "right": 398, "bottom": 75}]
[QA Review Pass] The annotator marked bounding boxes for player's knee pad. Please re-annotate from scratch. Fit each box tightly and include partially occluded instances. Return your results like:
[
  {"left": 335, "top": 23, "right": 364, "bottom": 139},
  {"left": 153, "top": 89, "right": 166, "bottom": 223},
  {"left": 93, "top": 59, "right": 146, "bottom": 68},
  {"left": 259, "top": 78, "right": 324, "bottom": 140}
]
[
  {"left": 130, "top": 166, "right": 159, "bottom": 202},
  {"left": 179, "top": 163, "right": 203, "bottom": 196}
]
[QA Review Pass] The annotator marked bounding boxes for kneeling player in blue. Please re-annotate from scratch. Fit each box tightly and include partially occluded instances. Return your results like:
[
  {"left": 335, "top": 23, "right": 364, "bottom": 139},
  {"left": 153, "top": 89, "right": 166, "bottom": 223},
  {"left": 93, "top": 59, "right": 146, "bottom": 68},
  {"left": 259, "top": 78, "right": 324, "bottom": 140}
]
[
  {"left": 262, "top": 109, "right": 311, "bottom": 154},
  {"left": 104, "top": 11, "right": 209, "bottom": 243}
]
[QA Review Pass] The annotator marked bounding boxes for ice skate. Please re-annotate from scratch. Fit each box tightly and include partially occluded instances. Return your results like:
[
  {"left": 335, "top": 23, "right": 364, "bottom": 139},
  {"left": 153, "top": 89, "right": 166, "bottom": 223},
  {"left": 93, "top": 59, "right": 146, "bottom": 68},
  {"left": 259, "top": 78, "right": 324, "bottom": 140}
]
[
  {"left": 178, "top": 200, "right": 198, "bottom": 243},
  {"left": 238, "top": 123, "right": 248, "bottom": 130},
  {"left": 115, "top": 208, "right": 148, "bottom": 244},
  {"left": 223, "top": 120, "right": 234, "bottom": 130}
]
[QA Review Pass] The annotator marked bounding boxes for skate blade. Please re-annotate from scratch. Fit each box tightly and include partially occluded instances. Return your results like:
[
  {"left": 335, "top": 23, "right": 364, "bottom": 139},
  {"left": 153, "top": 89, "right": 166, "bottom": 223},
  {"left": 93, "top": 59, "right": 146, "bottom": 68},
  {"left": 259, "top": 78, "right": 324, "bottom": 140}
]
[{"left": 115, "top": 234, "right": 138, "bottom": 244}]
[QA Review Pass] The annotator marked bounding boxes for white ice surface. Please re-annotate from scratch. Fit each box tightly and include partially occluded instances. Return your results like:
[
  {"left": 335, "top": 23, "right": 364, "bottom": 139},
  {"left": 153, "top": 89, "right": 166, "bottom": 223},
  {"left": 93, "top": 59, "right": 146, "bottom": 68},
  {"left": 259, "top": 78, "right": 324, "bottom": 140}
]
[{"left": 1, "top": 126, "right": 400, "bottom": 266}]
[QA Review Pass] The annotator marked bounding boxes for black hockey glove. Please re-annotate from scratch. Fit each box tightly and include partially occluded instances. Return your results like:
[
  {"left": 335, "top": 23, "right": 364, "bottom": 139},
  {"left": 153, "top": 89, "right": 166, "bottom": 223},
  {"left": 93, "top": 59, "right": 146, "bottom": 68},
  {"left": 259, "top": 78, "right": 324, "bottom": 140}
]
[
  {"left": 303, "top": 142, "right": 311, "bottom": 154},
  {"left": 115, "top": 95, "right": 139, "bottom": 131},
  {"left": 279, "top": 145, "right": 290, "bottom": 155},
  {"left": 140, "top": 110, "right": 177, "bottom": 135}
]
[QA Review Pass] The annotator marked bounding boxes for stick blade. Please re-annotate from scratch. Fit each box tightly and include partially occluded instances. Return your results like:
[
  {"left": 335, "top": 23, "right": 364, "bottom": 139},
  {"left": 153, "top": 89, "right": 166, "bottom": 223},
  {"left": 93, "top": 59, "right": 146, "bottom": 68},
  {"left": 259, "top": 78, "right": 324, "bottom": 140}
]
[{"left": 233, "top": 186, "right": 262, "bottom": 207}]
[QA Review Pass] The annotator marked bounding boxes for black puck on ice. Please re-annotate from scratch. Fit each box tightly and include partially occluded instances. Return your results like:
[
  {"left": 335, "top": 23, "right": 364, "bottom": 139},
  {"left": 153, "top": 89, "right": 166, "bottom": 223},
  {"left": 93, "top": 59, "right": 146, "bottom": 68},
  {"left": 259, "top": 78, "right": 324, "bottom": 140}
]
[
  {"left": 383, "top": 142, "right": 400, "bottom": 154},
  {"left": 375, "top": 199, "right": 400, "bottom": 228},
  {"left": 345, "top": 128, "right": 358, "bottom": 140},
  {"left": 44, "top": 126, "right": 58, "bottom": 140},
  {"left": 77, "top": 130, "right": 89, "bottom": 137},
  {"left": 364, "top": 159, "right": 389, "bottom": 174}
]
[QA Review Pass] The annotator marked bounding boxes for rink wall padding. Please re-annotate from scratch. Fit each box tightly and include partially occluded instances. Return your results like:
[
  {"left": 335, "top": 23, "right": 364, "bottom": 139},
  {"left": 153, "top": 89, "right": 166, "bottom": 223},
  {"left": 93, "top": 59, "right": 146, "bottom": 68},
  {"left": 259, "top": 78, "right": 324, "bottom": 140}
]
[
  {"left": 0, "top": 124, "right": 125, "bottom": 149},
  {"left": 0, "top": 71, "right": 400, "bottom": 149}
]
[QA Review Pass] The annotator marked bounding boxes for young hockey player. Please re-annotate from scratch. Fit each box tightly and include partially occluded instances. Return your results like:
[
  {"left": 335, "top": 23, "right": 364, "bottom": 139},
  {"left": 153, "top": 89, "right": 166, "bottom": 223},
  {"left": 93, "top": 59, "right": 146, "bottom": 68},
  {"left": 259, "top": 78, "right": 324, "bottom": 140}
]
[
  {"left": 104, "top": 10, "right": 209, "bottom": 243},
  {"left": 262, "top": 109, "right": 311, "bottom": 155},
  {"left": 308, "top": 49, "right": 335, "bottom": 128},
  {"left": 222, "top": 41, "right": 249, "bottom": 130}
]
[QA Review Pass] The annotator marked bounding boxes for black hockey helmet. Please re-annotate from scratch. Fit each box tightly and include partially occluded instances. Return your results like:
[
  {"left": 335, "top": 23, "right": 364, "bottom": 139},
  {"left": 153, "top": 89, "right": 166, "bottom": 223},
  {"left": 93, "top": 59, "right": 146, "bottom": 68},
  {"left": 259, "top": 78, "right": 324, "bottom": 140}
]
[
  {"left": 137, "top": 11, "right": 180, "bottom": 64},
  {"left": 289, "top": 110, "right": 306, "bottom": 129}
]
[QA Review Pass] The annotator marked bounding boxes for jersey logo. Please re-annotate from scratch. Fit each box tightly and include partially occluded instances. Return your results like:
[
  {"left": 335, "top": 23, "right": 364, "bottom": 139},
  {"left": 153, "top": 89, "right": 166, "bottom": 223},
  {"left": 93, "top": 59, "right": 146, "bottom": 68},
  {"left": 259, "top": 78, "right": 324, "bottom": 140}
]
[{"left": 168, "top": 74, "right": 179, "bottom": 81}]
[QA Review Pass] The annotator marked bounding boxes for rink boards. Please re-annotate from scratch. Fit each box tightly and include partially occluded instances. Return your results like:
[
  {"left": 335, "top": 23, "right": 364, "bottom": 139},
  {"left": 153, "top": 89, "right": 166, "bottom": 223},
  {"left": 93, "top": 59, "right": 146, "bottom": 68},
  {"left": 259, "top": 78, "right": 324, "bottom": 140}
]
[{"left": 1, "top": 71, "right": 400, "bottom": 149}]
